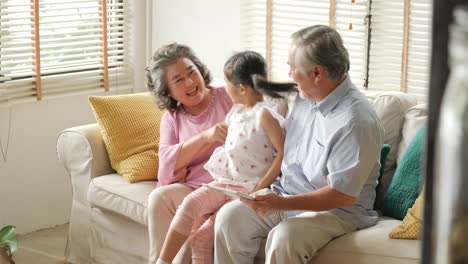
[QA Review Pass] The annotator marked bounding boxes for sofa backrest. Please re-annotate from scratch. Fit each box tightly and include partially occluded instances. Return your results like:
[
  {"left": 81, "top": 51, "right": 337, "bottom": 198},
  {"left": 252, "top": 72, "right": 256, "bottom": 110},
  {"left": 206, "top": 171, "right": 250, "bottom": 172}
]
[
  {"left": 396, "top": 104, "right": 428, "bottom": 165},
  {"left": 364, "top": 91, "right": 428, "bottom": 210}
]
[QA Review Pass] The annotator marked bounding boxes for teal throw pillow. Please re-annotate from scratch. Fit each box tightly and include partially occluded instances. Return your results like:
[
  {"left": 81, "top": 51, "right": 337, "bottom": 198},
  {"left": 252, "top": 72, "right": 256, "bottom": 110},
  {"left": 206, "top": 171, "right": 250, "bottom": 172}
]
[
  {"left": 382, "top": 124, "right": 426, "bottom": 220},
  {"left": 375, "top": 144, "right": 391, "bottom": 193},
  {"left": 379, "top": 144, "right": 391, "bottom": 179}
]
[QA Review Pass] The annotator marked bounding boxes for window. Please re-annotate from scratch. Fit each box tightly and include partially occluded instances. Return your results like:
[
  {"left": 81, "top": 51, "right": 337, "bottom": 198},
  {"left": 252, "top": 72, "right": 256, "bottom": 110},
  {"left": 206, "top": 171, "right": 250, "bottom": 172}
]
[
  {"left": 0, "top": 0, "right": 133, "bottom": 103},
  {"left": 240, "top": 0, "right": 432, "bottom": 102},
  {"left": 270, "top": 0, "right": 330, "bottom": 82},
  {"left": 368, "top": 0, "right": 432, "bottom": 103}
]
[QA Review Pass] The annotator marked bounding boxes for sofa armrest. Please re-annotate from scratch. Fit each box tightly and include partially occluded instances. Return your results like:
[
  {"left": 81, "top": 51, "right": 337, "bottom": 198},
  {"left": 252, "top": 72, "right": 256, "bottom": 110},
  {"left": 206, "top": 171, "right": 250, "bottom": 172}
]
[
  {"left": 56, "top": 123, "right": 115, "bottom": 263},
  {"left": 57, "top": 123, "right": 114, "bottom": 179}
]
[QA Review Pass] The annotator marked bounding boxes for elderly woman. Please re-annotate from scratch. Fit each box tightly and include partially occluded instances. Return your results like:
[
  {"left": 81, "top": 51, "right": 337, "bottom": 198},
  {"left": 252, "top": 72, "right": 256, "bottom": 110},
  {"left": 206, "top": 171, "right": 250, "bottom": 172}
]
[{"left": 145, "top": 43, "right": 233, "bottom": 264}]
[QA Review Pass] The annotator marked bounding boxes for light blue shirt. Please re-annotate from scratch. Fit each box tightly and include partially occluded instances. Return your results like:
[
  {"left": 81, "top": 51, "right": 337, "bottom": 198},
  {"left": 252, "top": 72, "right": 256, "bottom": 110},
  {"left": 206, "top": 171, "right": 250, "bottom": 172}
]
[{"left": 271, "top": 76, "right": 384, "bottom": 229}]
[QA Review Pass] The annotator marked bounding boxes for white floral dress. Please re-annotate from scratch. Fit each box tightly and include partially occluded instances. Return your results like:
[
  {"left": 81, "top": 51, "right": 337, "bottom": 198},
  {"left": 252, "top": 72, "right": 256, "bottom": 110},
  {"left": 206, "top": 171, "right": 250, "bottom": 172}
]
[{"left": 204, "top": 102, "right": 285, "bottom": 191}]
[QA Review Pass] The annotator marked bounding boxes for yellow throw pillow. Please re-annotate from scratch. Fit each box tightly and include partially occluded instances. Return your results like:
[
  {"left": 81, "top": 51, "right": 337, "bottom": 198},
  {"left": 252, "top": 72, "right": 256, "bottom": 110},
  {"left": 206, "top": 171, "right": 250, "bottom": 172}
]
[
  {"left": 388, "top": 190, "right": 424, "bottom": 239},
  {"left": 89, "top": 92, "right": 164, "bottom": 183}
]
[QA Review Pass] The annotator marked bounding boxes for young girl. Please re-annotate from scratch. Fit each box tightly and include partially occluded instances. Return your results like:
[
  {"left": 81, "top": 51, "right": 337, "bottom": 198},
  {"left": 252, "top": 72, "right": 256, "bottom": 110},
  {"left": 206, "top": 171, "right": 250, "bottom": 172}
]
[{"left": 157, "top": 51, "right": 296, "bottom": 264}]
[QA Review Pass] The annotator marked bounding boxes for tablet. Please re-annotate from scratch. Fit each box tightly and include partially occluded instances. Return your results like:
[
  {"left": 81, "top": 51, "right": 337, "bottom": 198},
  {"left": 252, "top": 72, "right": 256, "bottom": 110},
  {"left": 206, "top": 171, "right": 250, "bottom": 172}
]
[{"left": 202, "top": 184, "right": 254, "bottom": 200}]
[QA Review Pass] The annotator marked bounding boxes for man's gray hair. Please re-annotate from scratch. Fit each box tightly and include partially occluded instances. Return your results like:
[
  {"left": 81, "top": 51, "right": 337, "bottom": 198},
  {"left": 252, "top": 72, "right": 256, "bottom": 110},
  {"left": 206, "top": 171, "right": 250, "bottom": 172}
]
[
  {"left": 145, "top": 43, "right": 212, "bottom": 110},
  {"left": 291, "top": 25, "right": 350, "bottom": 80}
]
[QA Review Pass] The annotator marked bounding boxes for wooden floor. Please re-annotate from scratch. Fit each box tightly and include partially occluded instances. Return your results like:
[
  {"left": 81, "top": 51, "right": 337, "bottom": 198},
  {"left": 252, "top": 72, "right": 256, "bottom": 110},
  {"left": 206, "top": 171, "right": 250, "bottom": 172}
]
[{"left": 13, "top": 224, "right": 68, "bottom": 264}]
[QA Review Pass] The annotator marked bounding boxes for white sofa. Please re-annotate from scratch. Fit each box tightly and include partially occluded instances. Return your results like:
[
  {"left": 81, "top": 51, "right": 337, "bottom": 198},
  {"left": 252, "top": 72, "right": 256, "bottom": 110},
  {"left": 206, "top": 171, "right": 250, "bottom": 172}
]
[{"left": 57, "top": 91, "right": 427, "bottom": 264}]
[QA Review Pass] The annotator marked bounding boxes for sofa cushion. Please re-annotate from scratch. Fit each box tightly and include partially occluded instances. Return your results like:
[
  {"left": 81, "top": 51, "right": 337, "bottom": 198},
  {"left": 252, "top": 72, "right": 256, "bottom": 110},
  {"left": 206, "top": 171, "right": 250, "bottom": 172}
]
[
  {"left": 383, "top": 124, "right": 425, "bottom": 220},
  {"left": 397, "top": 104, "right": 428, "bottom": 164},
  {"left": 89, "top": 92, "right": 164, "bottom": 183},
  {"left": 364, "top": 91, "right": 417, "bottom": 172},
  {"left": 364, "top": 91, "right": 418, "bottom": 210},
  {"left": 314, "top": 217, "right": 420, "bottom": 262},
  {"left": 88, "top": 174, "right": 156, "bottom": 225}
]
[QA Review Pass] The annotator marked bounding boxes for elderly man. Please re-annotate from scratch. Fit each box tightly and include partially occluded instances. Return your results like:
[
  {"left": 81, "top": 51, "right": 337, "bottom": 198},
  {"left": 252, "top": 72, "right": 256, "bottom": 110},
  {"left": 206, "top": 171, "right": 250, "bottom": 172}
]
[{"left": 214, "top": 25, "right": 384, "bottom": 264}]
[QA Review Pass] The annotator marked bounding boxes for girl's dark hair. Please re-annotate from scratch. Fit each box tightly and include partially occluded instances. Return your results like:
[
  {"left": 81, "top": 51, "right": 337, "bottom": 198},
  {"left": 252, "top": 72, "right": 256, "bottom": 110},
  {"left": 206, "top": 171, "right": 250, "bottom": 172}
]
[{"left": 224, "top": 51, "right": 296, "bottom": 98}]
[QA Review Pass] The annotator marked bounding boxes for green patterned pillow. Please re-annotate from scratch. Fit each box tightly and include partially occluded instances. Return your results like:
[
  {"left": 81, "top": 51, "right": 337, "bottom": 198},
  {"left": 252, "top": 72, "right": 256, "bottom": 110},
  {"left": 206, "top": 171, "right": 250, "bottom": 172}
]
[
  {"left": 375, "top": 144, "right": 391, "bottom": 191},
  {"left": 379, "top": 144, "right": 391, "bottom": 180},
  {"left": 382, "top": 124, "right": 426, "bottom": 220}
]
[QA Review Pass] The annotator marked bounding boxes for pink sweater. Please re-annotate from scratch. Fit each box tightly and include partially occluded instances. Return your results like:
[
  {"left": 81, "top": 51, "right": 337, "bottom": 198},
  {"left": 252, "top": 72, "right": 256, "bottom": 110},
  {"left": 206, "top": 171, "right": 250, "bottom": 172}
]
[{"left": 157, "top": 87, "right": 233, "bottom": 188}]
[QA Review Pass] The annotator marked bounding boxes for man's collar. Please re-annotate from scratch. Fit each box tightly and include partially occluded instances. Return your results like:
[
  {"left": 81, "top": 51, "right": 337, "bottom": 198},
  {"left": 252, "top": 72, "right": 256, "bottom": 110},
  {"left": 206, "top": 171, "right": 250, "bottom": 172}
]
[{"left": 316, "top": 76, "right": 351, "bottom": 116}]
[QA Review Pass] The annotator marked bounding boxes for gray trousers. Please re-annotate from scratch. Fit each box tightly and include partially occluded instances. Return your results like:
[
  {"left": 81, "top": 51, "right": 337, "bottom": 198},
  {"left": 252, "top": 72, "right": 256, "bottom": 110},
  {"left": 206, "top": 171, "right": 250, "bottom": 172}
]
[{"left": 214, "top": 197, "right": 356, "bottom": 264}]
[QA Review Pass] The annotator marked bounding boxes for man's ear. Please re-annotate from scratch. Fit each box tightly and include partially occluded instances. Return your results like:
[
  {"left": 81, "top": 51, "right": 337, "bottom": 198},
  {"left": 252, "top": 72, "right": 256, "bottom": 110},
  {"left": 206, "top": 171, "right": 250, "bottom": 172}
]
[
  {"left": 308, "top": 65, "right": 325, "bottom": 81},
  {"left": 306, "top": 66, "right": 317, "bottom": 80}
]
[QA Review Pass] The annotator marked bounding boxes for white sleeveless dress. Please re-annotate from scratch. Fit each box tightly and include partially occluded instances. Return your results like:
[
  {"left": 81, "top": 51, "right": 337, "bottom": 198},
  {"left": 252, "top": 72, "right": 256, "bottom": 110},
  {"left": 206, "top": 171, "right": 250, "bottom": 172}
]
[{"left": 204, "top": 101, "right": 285, "bottom": 191}]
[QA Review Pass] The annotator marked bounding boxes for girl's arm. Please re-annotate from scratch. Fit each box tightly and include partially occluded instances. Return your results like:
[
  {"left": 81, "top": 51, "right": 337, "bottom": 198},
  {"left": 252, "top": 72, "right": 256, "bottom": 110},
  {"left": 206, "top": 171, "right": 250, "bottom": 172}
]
[{"left": 251, "top": 109, "right": 285, "bottom": 192}]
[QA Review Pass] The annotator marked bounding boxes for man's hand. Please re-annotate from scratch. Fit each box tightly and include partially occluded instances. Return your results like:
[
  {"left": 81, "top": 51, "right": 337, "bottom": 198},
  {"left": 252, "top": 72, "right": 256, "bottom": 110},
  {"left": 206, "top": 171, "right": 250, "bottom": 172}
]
[
  {"left": 244, "top": 186, "right": 357, "bottom": 213},
  {"left": 240, "top": 192, "right": 284, "bottom": 216},
  {"left": 204, "top": 122, "right": 228, "bottom": 144}
]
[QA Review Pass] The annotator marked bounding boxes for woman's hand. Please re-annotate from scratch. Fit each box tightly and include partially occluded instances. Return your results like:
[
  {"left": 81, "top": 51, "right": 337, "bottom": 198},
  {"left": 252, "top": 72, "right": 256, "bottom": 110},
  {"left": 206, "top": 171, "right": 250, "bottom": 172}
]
[
  {"left": 170, "top": 167, "right": 188, "bottom": 183},
  {"left": 204, "top": 122, "right": 228, "bottom": 144},
  {"left": 241, "top": 192, "right": 284, "bottom": 216},
  {"left": 172, "top": 122, "right": 227, "bottom": 172}
]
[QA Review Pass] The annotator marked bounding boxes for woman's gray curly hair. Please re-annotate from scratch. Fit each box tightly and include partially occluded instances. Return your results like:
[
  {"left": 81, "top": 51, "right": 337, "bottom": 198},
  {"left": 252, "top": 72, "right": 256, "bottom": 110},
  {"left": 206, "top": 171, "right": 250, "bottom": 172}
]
[{"left": 145, "top": 43, "right": 212, "bottom": 110}]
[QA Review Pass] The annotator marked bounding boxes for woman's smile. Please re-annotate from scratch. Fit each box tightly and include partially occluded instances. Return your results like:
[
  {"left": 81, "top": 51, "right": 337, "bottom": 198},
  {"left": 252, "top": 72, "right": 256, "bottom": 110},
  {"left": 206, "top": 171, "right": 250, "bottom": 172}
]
[{"left": 186, "top": 85, "right": 199, "bottom": 96}]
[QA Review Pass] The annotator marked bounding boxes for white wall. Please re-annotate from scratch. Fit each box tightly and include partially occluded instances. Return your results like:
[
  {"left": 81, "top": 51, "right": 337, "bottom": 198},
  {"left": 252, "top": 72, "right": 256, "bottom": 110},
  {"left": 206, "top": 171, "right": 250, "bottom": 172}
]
[
  {"left": 0, "top": 97, "right": 95, "bottom": 234},
  {"left": 0, "top": 1, "right": 147, "bottom": 234},
  {"left": 151, "top": 0, "right": 241, "bottom": 81}
]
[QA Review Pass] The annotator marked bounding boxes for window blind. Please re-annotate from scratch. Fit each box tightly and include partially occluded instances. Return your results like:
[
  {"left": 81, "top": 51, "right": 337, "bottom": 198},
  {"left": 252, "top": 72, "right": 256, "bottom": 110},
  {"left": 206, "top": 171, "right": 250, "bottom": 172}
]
[
  {"left": 0, "top": 0, "right": 36, "bottom": 101},
  {"left": 270, "top": 0, "right": 330, "bottom": 81},
  {"left": 367, "top": 0, "right": 405, "bottom": 92},
  {"left": 0, "top": 0, "right": 133, "bottom": 103},
  {"left": 240, "top": 0, "right": 267, "bottom": 59},
  {"left": 367, "top": 0, "right": 431, "bottom": 102},
  {"left": 241, "top": 0, "right": 368, "bottom": 87},
  {"left": 335, "top": 0, "right": 368, "bottom": 88},
  {"left": 406, "top": 0, "right": 431, "bottom": 102},
  {"left": 240, "top": 0, "right": 432, "bottom": 101}
]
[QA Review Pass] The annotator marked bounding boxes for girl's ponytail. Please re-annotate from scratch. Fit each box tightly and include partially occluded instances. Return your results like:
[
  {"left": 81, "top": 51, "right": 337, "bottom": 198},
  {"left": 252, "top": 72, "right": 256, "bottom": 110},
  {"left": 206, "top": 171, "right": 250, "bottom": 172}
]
[{"left": 252, "top": 74, "right": 297, "bottom": 98}]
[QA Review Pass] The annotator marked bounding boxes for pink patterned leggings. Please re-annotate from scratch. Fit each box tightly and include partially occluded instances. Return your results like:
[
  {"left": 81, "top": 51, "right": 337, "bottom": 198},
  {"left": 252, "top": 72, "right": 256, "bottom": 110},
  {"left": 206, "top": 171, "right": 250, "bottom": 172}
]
[{"left": 170, "top": 183, "right": 248, "bottom": 264}]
